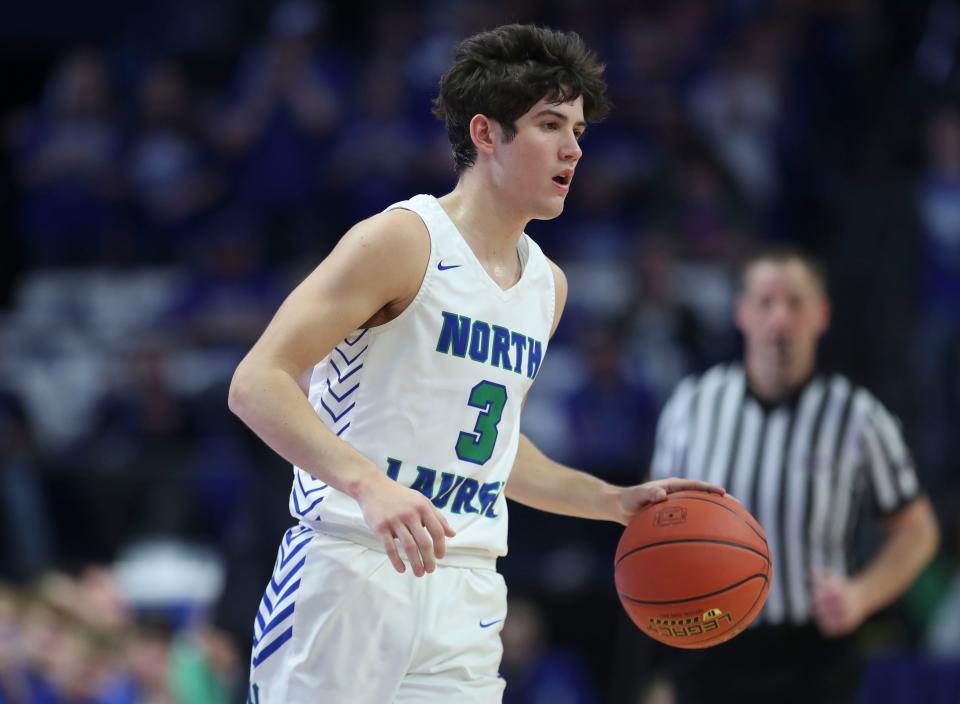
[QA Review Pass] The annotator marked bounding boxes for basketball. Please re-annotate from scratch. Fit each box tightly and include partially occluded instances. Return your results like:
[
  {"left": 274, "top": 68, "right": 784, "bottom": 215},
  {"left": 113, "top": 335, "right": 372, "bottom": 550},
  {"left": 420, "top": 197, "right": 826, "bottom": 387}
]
[{"left": 614, "top": 490, "right": 771, "bottom": 649}]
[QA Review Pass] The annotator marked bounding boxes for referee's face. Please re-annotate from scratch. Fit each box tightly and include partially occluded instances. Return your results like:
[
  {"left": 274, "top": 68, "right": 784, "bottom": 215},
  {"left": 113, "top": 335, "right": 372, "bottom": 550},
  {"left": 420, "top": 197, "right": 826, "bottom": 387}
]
[{"left": 737, "top": 259, "right": 830, "bottom": 389}]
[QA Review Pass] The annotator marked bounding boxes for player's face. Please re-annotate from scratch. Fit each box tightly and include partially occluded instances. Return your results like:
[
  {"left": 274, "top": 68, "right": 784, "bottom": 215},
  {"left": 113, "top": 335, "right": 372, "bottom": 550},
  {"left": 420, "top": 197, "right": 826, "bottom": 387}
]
[
  {"left": 736, "top": 260, "right": 830, "bottom": 382},
  {"left": 490, "top": 95, "right": 585, "bottom": 220}
]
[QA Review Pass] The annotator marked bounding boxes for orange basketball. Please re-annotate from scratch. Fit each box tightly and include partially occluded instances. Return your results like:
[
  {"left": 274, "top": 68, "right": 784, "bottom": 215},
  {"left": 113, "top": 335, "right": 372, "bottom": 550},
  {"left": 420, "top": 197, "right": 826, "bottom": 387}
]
[{"left": 614, "top": 490, "right": 771, "bottom": 649}]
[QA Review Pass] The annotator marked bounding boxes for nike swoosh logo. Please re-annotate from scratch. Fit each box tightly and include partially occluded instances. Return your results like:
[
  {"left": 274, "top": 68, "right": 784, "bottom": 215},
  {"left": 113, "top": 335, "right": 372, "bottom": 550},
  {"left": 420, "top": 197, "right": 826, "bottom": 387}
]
[
  {"left": 438, "top": 260, "right": 462, "bottom": 271},
  {"left": 479, "top": 619, "right": 503, "bottom": 629}
]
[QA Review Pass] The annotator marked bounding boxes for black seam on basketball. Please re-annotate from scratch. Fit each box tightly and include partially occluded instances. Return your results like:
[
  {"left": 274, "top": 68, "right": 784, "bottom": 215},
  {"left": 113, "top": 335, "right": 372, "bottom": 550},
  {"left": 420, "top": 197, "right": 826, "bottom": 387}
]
[
  {"left": 681, "top": 572, "right": 770, "bottom": 648},
  {"left": 671, "top": 494, "right": 768, "bottom": 545},
  {"left": 618, "top": 573, "right": 768, "bottom": 605},
  {"left": 615, "top": 538, "right": 770, "bottom": 567}
]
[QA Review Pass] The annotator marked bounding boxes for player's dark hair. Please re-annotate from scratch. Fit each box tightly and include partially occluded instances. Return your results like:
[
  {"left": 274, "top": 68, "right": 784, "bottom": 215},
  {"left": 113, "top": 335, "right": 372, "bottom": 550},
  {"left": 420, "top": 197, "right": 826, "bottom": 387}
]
[
  {"left": 432, "top": 24, "right": 610, "bottom": 172},
  {"left": 739, "top": 245, "right": 828, "bottom": 295}
]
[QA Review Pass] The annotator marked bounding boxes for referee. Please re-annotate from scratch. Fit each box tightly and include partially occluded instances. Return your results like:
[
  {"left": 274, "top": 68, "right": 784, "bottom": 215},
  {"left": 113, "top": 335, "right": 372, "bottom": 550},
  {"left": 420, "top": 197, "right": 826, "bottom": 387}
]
[{"left": 646, "top": 247, "right": 939, "bottom": 704}]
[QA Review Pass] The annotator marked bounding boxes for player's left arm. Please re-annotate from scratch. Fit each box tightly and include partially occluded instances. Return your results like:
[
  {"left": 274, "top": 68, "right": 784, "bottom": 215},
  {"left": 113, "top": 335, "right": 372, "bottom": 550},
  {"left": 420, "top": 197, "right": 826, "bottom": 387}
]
[
  {"left": 812, "top": 494, "right": 939, "bottom": 637},
  {"left": 504, "top": 258, "right": 723, "bottom": 525},
  {"left": 506, "top": 434, "right": 723, "bottom": 525}
]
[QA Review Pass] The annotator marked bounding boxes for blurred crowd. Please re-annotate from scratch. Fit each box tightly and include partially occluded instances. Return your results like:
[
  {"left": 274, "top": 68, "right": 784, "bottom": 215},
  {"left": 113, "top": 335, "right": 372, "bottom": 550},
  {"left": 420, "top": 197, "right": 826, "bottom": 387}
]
[{"left": 2, "top": 0, "right": 960, "bottom": 701}]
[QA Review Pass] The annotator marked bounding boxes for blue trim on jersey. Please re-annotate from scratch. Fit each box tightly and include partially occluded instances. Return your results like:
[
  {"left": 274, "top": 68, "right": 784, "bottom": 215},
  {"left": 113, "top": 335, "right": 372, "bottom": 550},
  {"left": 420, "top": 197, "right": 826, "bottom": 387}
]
[
  {"left": 321, "top": 397, "right": 356, "bottom": 423},
  {"left": 344, "top": 329, "right": 369, "bottom": 346},
  {"left": 329, "top": 359, "right": 363, "bottom": 384},
  {"left": 323, "top": 334, "right": 365, "bottom": 437},
  {"left": 297, "top": 472, "right": 327, "bottom": 495},
  {"left": 293, "top": 492, "right": 324, "bottom": 517},
  {"left": 335, "top": 344, "right": 368, "bottom": 365},
  {"left": 326, "top": 378, "right": 359, "bottom": 402},
  {"left": 285, "top": 525, "right": 309, "bottom": 545}
]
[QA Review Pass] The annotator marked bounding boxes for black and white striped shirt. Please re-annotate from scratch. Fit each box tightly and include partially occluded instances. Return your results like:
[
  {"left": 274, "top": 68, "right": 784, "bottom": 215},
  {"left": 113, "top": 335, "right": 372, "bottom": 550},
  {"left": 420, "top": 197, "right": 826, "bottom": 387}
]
[{"left": 649, "top": 363, "right": 921, "bottom": 626}]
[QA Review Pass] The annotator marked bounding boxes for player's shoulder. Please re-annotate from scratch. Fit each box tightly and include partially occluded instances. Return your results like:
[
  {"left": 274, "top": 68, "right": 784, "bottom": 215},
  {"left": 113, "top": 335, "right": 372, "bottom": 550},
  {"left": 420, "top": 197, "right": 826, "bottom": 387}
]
[
  {"left": 343, "top": 207, "right": 429, "bottom": 252},
  {"left": 335, "top": 208, "right": 430, "bottom": 276},
  {"left": 315, "top": 207, "right": 431, "bottom": 305}
]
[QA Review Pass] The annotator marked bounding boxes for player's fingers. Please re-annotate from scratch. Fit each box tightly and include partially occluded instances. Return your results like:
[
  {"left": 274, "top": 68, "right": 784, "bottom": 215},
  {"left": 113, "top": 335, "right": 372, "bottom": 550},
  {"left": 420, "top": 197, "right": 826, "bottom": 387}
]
[
  {"left": 409, "top": 521, "right": 437, "bottom": 574},
  {"left": 395, "top": 522, "right": 426, "bottom": 577},
  {"left": 437, "top": 511, "right": 456, "bottom": 538},
  {"left": 627, "top": 486, "right": 668, "bottom": 509},
  {"left": 379, "top": 531, "right": 405, "bottom": 574},
  {"left": 664, "top": 479, "right": 725, "bottom": 495},
  {"left": 422, "top": 511, "right": 447, "bottom": 560}
]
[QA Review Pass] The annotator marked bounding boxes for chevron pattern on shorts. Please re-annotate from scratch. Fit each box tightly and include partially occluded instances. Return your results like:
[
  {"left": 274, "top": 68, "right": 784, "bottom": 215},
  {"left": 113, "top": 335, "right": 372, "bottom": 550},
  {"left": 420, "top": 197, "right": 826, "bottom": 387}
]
[{"left": 251, "top": 525, "right": 312, "bottom": 668}]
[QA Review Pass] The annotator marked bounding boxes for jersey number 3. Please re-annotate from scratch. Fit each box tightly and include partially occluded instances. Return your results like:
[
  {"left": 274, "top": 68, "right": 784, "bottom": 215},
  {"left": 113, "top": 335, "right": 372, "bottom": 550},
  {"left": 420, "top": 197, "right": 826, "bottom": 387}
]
[{"left": 456, "top": 381, "right": 508, "bottom": 465}]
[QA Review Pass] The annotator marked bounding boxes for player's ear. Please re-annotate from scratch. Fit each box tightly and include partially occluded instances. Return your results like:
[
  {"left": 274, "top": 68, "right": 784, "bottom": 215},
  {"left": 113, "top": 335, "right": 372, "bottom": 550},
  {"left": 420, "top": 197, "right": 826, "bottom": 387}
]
[{"left": 469, "top": 114, "right": 496, "bottom": 157}]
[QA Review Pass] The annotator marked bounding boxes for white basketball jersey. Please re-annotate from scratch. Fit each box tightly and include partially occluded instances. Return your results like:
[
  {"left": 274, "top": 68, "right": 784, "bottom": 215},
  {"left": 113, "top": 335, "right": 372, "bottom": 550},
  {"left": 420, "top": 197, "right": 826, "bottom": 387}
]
[{"left": 288, "top": 194, "right": 556, "bottom": 567}]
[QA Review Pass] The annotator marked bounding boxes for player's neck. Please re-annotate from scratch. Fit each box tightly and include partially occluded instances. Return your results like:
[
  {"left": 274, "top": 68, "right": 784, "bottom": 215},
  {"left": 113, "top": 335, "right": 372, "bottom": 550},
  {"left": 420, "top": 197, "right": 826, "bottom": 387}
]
[{"left": 437, "top": 177, "right": 527, "bottom": 265}]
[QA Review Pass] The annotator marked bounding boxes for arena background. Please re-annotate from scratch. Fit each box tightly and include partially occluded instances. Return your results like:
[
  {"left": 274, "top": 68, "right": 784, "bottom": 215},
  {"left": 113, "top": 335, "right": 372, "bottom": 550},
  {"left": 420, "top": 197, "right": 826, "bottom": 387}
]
[{"left": 1, "top": 0, "right": 959, "bottom": 701}]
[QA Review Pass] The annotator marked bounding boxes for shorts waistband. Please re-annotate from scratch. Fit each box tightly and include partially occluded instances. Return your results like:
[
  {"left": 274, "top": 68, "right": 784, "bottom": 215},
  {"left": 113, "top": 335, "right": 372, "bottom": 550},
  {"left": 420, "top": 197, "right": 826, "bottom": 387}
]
[{"left": 310, "top": 522, "right": 499, "bottom": 571}]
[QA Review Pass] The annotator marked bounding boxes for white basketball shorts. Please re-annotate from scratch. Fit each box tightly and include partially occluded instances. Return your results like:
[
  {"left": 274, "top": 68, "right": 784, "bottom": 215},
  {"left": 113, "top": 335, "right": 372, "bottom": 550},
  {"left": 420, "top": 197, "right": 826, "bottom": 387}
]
[{"left": 247, "top": 525, "right": 507, "bottom": 703}]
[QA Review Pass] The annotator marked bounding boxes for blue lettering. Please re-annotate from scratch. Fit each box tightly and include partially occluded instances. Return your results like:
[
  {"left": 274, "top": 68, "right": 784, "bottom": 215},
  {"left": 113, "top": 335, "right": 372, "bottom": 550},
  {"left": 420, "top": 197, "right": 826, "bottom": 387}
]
[
  {"left": 435, "top": 311, "right": 541, "bottom": 382},
  {"left": 432, "top": 473, "right": 464, "bottom": 509},
  {"left": 451, "top": 478, "right": 480, "bottom": 514},
  {"left": 491, "top": 326, "right": 512, "bottom": 370},
  {"left": 410, "top": 466, "right": 437, "bottom": 499},
  {"left": 386, "top": 457, "right": 402, "bottom": 481},
  {"left": 436, "top": 312, "right": 471, "bottom": 357},
  {"left": 527, "top": 338, "right": 543, "bottom": 379},
  {"left": 511, "top": 332, "right": 526, "bottom": 374},
  {"left": 384, "top": 456, "right": 503, "bottom": 520},
  {"left": 469, "top": 321, "right": 491, "bottom": 363},
  {"left": 478, "top": 481, "right": 503, "bottom": 517}
]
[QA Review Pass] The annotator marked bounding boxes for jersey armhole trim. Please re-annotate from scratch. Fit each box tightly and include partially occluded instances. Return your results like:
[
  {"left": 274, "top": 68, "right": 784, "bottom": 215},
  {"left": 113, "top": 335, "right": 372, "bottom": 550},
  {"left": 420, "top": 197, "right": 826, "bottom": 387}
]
[
  {"left": 360, "top": 205, "right": 436, "bottom": 338},
  {"left": 541, "top": 243, "right": 558, "bottom": 339}
]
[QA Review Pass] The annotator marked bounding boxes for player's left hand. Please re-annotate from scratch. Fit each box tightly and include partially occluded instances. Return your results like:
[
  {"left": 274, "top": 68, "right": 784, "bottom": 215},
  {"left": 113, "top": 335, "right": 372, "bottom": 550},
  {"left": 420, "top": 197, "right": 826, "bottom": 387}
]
[
  {"left": 615, "top": 478, "right": 725, "bottom": 525},
  {"left": 810, "top": 570, "right": 866, "bottom": 637}
]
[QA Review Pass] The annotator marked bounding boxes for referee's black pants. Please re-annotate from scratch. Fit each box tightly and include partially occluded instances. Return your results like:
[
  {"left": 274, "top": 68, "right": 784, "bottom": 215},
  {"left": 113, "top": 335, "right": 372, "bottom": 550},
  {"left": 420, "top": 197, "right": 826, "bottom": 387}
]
[{"left": 665, "top": 624, "right": 862, "bottom": 704}]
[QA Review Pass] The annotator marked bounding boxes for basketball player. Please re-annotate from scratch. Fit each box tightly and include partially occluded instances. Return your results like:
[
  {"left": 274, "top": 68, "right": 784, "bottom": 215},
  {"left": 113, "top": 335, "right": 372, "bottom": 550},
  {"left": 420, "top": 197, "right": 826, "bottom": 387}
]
[
  {"left": 228, "top": 24, "right": 722, "bottom": 703},
  {"left": 643, "top": 247, "right": 939, "bottom": 704}
]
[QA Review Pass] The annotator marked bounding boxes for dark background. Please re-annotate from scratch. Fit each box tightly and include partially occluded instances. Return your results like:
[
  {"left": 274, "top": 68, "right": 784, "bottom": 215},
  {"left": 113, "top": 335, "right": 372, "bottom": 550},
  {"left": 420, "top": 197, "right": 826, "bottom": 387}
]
[{"left": 1, "top": 1, "right": 959, "bottom": 702}]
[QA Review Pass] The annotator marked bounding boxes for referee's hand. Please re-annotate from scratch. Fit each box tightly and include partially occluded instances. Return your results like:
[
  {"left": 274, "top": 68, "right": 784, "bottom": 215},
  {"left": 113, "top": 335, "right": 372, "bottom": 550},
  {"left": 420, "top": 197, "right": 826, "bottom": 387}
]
[
  {"left": 615, "top": 478, "right": 725, "bottom": 525},
  {"left": 811, "top": 570, "right": 866, "bottom": 637}
]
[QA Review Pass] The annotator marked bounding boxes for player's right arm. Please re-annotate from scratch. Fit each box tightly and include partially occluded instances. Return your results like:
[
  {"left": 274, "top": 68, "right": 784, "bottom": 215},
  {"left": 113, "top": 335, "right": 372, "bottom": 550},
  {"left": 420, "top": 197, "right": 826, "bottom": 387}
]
[{"left": 228, "top": 209, "right": 454, "bottom": 577}]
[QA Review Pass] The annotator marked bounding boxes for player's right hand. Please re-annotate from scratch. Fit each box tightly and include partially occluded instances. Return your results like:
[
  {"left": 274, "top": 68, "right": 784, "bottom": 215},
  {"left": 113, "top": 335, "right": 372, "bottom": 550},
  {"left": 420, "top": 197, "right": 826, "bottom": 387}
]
[{"left": 356, "top": 474, "right": 456, "bottom": 577}]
